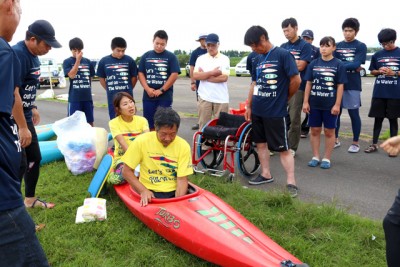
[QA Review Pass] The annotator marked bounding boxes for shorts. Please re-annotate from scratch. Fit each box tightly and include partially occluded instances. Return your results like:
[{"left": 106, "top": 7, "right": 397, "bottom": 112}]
[
  {"left": 143, "top": 99, "right": 172, "bottom": 129},
  {"left": 152, "top": 190, "right": 176, "bottom": 199},
  {"left": 342, "top": 90, "right": 361, "bottom": 109},
  {"left": 308, "top": 109, "right": 338, "bottom": 129},
  {"left": 368, "top": 98, "right": 400, "bottom": 119},
  {"left": 68, "top": 101, "right": 94, "bottom": 123},
  {"left": 251, "top": 114, "right": 289, "bottom": 152}
]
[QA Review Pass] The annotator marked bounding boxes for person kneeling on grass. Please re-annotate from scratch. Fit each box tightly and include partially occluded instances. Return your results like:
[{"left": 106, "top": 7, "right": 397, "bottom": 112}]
[
  {"left": 121, "top": 107, "right": 193, "bottom": 206},
  {"left": 108, "top": 92, "right": 149, "bottom": 184},
  {"left": 302, "top": 36, "right": 347, "bottom": 169}
]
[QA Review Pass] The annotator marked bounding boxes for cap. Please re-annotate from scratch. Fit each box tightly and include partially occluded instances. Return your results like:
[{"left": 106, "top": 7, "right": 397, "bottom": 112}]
[
  {"left": 301, "top": 29, "right": 314, "bottom": 39},
  {"left": 205, "top": 33, "right": 219, "bottom": 44},
  {"left": 196, "top": 33, "right": 208, "bottom": 41},
  {"left": 28, "top": 20, "right": 62, "bottom": 48}
]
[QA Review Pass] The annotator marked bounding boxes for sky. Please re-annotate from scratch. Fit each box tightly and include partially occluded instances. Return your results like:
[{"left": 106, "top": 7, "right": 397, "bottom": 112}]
[{"left": 11, "top": 0, "right": 399, "bottom": 63}]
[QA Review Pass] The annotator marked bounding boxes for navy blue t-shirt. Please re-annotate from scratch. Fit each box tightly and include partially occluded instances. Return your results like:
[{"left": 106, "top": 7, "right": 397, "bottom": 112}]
[
  {"left": 247, "top": 51, "right": 258, "bottom": 81},
  {"left": 304, "top": 57, "right": 347, "bottom": 110},
  {"left": 96, "top": 54, "right": 138, "bottom": 105},
  {"left": 189, "top": 46, "right": 207, "bottom": 87},
  {"left": 63, "top": 56, "right": 95, "bottom": 102},
  {"left": 370, "top": 47, "right": 400, "bottom": 99},
  {"left": 139, "top": 50, "right": 180, "bottom": 102},
  {"left": 251, "top": 47, "right": 299, "bottom": 117},
  {"left": 335, "top": 39, "right": 367, "bottom": 91},
  {"left": 12, "top": 41, "right": 41, "bottom": 123},
  {"left": 311, "top": 44, "right": 320, "bottom": 60},
  {"left": 0, "top": 37, "right": 23, "bottom": 211},
  {"left": 280, "top": 38, "right": 312, "bottom": 91}
]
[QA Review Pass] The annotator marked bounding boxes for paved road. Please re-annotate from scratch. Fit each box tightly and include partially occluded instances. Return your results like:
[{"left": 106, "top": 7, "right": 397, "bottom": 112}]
[{"left": 36, "top": 76, "right": 398, "bottom": 221}]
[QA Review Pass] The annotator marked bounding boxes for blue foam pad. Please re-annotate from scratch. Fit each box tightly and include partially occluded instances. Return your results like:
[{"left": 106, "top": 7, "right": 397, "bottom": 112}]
[{"left": 88, "top": 154, "right": 113, "bottom": 197}]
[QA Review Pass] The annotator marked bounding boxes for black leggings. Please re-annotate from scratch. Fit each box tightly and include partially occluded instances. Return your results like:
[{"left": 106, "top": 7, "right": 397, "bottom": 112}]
[
  {"left": 384, "top": 214, "right": 400, "bottom": 267},
  {"left": 373, "top": 118, "right": 398, "bottom": 144}
]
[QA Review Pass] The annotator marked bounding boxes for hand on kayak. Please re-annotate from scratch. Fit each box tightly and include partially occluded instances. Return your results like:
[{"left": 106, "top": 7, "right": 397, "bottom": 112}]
[{"left": 140, "top": 189, "right": 155, "bottom": 207}]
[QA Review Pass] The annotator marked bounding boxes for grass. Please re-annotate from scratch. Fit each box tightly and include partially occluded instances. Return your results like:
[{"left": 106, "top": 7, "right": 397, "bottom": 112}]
[{"left": 27, "top": 161, "right": 386, "bottom": 267}]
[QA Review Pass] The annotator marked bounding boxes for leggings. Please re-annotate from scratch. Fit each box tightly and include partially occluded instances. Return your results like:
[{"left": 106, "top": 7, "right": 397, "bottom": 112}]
[
  {"left": 372, "top": 118, "right": 398, "bottom": 144},
  {"left": 335, "top": 108, "right": 361, "bottom": 142}
]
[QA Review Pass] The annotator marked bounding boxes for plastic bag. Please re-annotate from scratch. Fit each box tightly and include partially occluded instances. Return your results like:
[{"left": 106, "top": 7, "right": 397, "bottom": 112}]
[
  {"left": 75, "top": 198, "right": 107, "bottom": 223},
  {"left": 53, "top": 111, "right": 96, "bottom": 175}
]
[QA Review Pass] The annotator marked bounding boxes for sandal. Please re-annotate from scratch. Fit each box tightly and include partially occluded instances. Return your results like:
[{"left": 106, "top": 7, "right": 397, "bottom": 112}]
[
  {"left": 28, "top": 198, "right": 55, "bottom": 209},
  {"left": 364, "top": 144, "right": 378, "bottom": 153},
  {"left": 35, "top": 224, "right": 46, "bottom": 232}
]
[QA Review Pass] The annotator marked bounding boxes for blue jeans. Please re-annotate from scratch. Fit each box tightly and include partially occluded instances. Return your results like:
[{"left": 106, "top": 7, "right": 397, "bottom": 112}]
[{"left": 0, "top": 206, "right": 49, "bottom": 266}]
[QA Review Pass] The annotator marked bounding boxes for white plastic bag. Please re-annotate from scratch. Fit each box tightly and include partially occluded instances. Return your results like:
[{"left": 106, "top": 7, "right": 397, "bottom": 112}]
[
  {"left": 53, "top": 111, "right": 96, "bottom": 175},
  {"left": 75, "top": 198, "right": 107, "bottom": 223}
]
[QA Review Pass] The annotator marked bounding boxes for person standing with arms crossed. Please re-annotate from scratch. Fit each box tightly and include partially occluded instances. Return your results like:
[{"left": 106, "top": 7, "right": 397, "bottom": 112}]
[
  {"left": 280, "top": 18, "right": 312, "bottom": 157},
  {"left": 0, "top": 1, "right": 49, "bottom": 265},
  {"left": 139, "top": 30, "right": 180, "bottom": 130},
  {"left": 63, "top": 37, "right": 95, "bottom": 126},
  {"left": 189, "top": 33, "right": 207, "bottom": 130},
  {"left": 244, "top": 25, "right": 301, "bottom": 197},
  {"left": 334, "top": 18, "right": 367, "bottom": 153},
  {"left": 193, "top": 33, "right": 230, "bottom": 130},
  {"left": 13, "top": 19, "right": 61, "bottom": 209},
  {"left": 97, "top": 37, "right": 138, "bottom": 119}
]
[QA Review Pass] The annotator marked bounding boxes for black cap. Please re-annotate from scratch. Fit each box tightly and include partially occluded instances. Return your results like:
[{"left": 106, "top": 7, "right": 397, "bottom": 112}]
[
  {"left": 301, "top": 29, "right": 314, "bottom": 39},
  {"left": 28, "top": 20, "right": 62, "bottom": 48}
]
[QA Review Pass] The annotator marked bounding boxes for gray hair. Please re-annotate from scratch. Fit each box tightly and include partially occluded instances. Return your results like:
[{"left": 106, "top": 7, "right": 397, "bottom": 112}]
[{"left": 154, "top": 107, "right": 180, "bottom": 130}]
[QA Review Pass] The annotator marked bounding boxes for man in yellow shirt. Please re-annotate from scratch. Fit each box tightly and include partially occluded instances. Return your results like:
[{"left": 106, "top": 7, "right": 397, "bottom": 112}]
[{"left": 122, "top": 107, "right": 193, "bottom": 206}]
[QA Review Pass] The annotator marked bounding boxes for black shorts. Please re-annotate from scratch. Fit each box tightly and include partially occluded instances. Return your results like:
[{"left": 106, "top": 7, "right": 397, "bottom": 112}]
[
  {"left": 368, "top": 98, "right": 400, "bottom": 119},
  {"left": 24, "top": 123, "right": 42, "bottom": 162},
  {"left": 251, "top": 114, "right": 289, "bottom": 152}
]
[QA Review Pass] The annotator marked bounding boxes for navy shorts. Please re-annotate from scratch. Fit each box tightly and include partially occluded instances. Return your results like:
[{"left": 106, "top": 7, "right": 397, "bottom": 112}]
[
  {"left": 308, "top": 109, "right": 338, "bottom": 129},
  {"left": 143, "top": 100, "right": 172, "bottom": 129},
  {"left": 68, "top": 101, "right": 94, "bottom": 123},
  {"left": 251, "top": 114, "right": 289, "bottom": 152}
]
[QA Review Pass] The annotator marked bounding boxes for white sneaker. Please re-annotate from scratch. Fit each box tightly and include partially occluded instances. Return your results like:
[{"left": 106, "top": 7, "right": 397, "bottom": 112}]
[
  {"left": 334, "top": 141, "right": 341, "bottom": 148},
  {"left": 290, "top": 149, "right": 296, "bottom": 157},
  {"left": 348, "top": 144, "right": 360, "bottom": 153}
]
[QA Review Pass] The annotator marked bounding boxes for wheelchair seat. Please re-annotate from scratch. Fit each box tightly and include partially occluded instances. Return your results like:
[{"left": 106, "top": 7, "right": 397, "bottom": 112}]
[{"left": 202, "top": 112, "right": 246, "bottom": 140}]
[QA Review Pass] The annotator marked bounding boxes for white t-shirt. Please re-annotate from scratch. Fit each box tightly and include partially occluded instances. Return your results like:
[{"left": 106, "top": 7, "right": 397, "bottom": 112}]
[{"left": 194, "top": 52, "right": 230, "bottom": 103}]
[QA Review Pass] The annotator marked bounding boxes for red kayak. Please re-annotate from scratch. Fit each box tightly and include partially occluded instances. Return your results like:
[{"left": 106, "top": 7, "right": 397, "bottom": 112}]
[{"left": 115, "top": 183, "right": 308, "bottom": 267}]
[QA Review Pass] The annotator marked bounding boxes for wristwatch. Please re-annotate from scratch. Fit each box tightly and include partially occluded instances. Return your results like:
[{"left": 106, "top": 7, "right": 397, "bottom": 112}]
[
  {"left": 160, "top": 88, "right": 165, "bottom": 93},
  {"left": 394, "top": 71, "right": 399, "bottom": 79}
]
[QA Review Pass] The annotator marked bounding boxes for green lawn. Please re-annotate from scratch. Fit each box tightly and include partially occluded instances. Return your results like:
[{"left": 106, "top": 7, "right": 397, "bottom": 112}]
[{"left": 27, "top": 161, "right": 386, "bottom": 267}]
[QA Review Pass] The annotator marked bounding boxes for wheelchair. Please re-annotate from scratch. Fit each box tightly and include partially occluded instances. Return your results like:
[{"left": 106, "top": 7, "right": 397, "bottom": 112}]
[{"left": 192, "top": 112, "right": 260, "bottom": 181}]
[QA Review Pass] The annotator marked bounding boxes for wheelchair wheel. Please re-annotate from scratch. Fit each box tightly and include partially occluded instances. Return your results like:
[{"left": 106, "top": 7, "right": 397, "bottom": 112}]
[
  {"left": 236, "top": 124, "right": 260, "bottom": 178},
  {"left": 197, "top": 136, "right": 224, "bottom": 169}
]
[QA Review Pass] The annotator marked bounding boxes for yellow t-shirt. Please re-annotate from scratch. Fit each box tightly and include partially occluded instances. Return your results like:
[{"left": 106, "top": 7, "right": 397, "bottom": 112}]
[
  {"left": 109, "top": 115, "right": 149, "bottom": 161},
  {"left": 122, "top": 132, "right": 193, "bottom": 192}
]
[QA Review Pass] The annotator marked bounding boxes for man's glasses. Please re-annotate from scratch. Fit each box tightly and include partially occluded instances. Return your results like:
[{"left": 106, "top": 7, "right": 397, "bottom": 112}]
[{"left": 380, "top": 40, "right": 394, "bottom": 47}]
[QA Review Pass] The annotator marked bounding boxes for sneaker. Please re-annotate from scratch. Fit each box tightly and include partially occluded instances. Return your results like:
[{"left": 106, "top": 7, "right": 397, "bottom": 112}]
[
  {"left": 334, "top": 141, "right": 341, "bottom": 148},
  {"left": 348, "top": 144, "right": 360, "bottom": 153},
  {"left": 191, "top": 124, "right": 199, "bottom": 130},
  {"left": 300, "top": 131, "right": 308, "bottom": 138},
  {"left": 286, "top": 184, "right": 298, "bottom": 198},
  {"left": 290, "top": 149, "right": 296, "bottom": 157},
  {"left": 269, "top": 151, "right": 275, "bottom": 156},
  {"left": 307, "top": 157, "right": 320, "bottom": 167},
  {"left": 248, "top": 174, "right": 274, "bottom": 185}
]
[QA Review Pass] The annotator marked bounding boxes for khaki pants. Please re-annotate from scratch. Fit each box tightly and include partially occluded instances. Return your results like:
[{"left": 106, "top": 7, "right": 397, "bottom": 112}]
[
  {"left": 288, "top": 90, "right": 304, "bottom": 151},
  {"left": 198, "top": 97, "right": 229, "bottom": 130}
]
